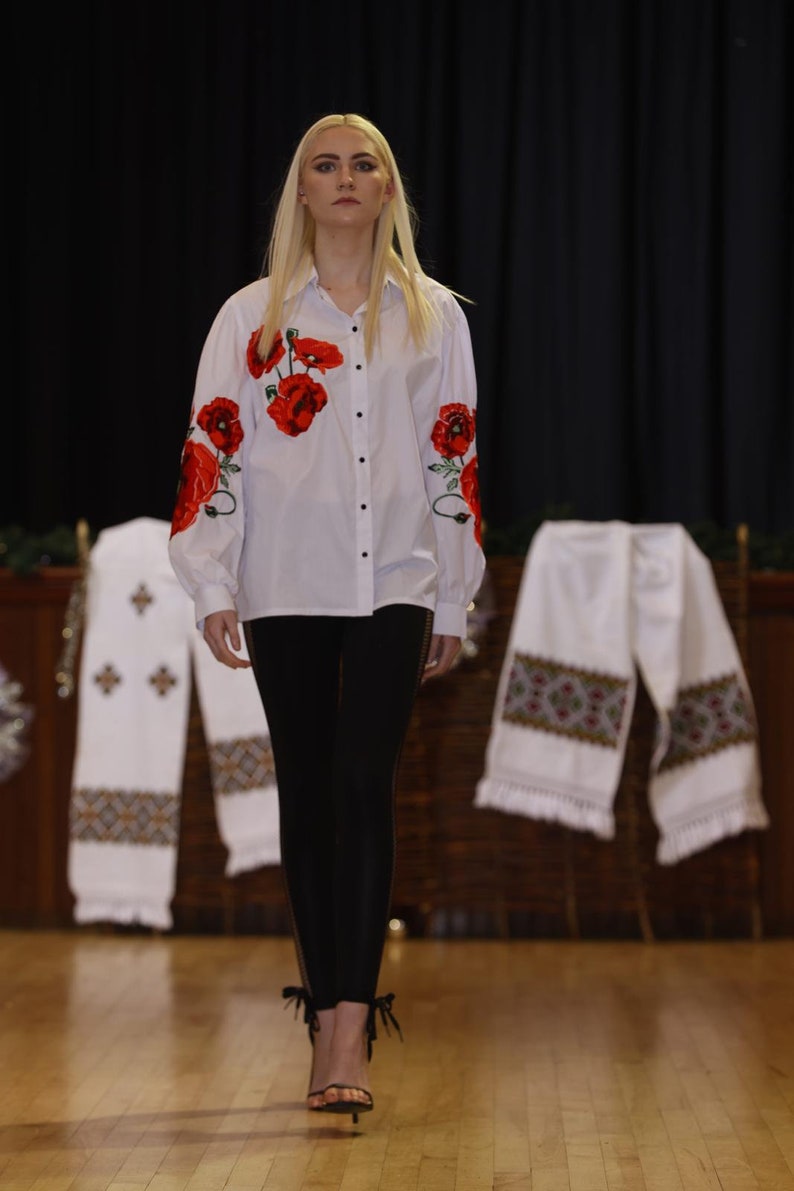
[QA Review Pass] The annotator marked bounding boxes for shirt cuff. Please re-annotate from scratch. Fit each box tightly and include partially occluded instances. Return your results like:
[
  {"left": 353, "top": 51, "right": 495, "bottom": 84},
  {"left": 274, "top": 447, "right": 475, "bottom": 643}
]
[
  {"left": 432, "top": 600, "right": 468, "bottom": 638},
  {"left": 194, "top": 585, "right": 237, "bottom": 631}
]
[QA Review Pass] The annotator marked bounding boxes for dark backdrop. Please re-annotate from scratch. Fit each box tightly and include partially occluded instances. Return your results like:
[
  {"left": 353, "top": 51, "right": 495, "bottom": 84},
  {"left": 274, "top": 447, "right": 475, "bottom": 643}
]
[{"left": 9, "top": 0, "right": 793, "bottom": 543}]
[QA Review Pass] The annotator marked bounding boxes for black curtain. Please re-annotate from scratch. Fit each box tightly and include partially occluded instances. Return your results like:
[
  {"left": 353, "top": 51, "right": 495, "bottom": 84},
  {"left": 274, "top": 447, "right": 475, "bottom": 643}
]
[{"left": 9, "top": 0, "right": 793, "bottom": 542}]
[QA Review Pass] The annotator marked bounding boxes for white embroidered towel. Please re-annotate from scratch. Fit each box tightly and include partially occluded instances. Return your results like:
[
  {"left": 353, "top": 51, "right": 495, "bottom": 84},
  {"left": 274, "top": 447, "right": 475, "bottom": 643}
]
[
  {"left": 475, "top": 520, "right": 637, "bottom": 840},
  {"left": 634, "top": 524, "right": 767, "bottom": 862},
  {"left": 475, "top": 520, "right": 768, "bottom": 863},
  {"left": 68, "top": 519, "right": 192, "bottom": 928},
  {"left": 191, "top": 630, "right": 280, "bottom": 876},
  {"left": 68, "top": 517, "right": 279, "bottom": 930}
]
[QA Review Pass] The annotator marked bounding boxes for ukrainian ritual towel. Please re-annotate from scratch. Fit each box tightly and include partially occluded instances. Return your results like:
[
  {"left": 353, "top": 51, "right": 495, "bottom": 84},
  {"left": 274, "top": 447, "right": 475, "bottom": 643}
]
[
  {"left": 474, "top": 521, "right": 768, "bottom": 863},
  {"left": 68, "top": 518, "right": 279, "bottom": 930}
]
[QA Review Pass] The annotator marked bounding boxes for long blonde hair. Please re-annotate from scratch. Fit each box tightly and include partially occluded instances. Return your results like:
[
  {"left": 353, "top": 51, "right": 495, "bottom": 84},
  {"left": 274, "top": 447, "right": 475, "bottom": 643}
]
[{"left": 256, "top": 113, "right": 449, "bottom": 361}]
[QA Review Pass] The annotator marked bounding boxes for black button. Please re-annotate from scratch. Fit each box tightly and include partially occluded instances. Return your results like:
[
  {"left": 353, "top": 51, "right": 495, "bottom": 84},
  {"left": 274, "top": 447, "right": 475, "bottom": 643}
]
[
  {"left": 359, "top": 456, "right": 365, "bottom": 463},
  {"left": 355, "top": 364, "right": 362, "bottom": 371},
  {"left": 361, "top": 503, "right": 367, "bottom": 510},
  {"left": 356, "top": 411, "right": 363, "bottom": 417},
  {"left": 362, "top": 552, "right": 368, "bottom": 558},
  {"left": 352, "top": 325, "right": 358, "bottom": 332}
]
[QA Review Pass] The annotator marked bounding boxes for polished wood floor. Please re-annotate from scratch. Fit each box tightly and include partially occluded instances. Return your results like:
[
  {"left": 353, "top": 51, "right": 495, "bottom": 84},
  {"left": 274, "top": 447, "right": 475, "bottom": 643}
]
[{"left": 1, "top": 930, "right": 793, "bottom": 1190}]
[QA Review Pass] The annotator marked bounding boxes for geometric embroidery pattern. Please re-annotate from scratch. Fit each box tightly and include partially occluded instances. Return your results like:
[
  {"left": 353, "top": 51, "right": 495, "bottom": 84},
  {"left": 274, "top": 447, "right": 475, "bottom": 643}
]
[
  {"left": 69, "top": 787, "right": 180, "bottom": 845},
  {"left": 501, "top": 652, "right": 630, "bottom": 749},
  {"left": 657, "top": 671, "right": 757, "bottom": 772},
  {"left": 148, "top": 665, "right": 178, "bottom": 697},
  {"left": 207, "top": 734, "right": 276, "bottom": 795},
  {"left": 130, "top": 582, "right": 154, "bottom": 615},
  {"left": 94, "top": 663, "right": 122, "bottom": 695}
]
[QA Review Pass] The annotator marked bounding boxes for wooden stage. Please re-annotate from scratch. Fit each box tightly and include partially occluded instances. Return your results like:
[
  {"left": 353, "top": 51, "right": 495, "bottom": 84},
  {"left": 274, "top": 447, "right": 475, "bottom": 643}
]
[{"left": 1, "top": 930, "right": 793, "bottom": 1190}]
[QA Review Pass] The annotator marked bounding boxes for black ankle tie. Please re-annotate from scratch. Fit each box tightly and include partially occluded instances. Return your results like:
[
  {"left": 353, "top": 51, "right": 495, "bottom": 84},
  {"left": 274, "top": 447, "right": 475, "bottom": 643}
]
[
  {"left": 282, "top": 985, "right": 319, "bottom": 1042},
  {"left": 366, "top": 993, "right": 403, "bottom": 1060}
]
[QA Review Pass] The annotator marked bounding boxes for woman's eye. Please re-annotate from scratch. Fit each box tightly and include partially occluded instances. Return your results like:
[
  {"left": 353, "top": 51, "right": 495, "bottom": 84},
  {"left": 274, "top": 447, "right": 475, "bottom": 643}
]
[
  {"left": 315, "top": 162, "right": 335, "bottom": 173},
  {"left": 356, "top": 161, "right": 376, "bottom": 171}
]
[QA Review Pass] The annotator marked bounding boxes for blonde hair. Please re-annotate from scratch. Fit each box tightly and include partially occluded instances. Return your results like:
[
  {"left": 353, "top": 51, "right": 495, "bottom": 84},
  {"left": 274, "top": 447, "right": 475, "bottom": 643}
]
[{"left": 256, "top": 113, "right": 453, "bottom": 361}]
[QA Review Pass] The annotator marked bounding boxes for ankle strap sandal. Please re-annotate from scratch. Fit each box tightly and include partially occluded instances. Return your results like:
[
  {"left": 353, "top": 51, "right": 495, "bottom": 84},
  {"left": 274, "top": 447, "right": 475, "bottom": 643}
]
[
  {"left": 282, "top": 985, "right": 319, "bottom": 1042},
  {"left": 365, "top": 992, "right": 403, "bottom": 1061},
  {"left": 283, "top": 986, "right": 326, "bottom": 1111}
]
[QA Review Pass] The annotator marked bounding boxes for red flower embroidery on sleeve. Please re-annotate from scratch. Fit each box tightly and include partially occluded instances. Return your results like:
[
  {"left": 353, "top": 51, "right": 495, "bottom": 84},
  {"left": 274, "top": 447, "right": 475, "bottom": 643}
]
[
  {"left": 290, "top": 336, "right": 344, "bottom": 374},
  {"left": 428, "top": 402, "right": 480, "bottom": 538},
  {"left": 197, "top": 397, "right": 244, "bottom": 455},
  {"left": 170, "top": 440, "right": 221, "bottom": 536},
  {"left": 266, "top": 374, "right": 329, "bottom": 437},
  {"left": 171, "top": 397, "right": 244, "bottom": 535},
  {"left": 460, "top": 456, "right": 482, "bottom": 546},
  {"left": 431, "top": 403, "right": 476, "bottom": 458},
  {"left": 247, "top": 328, "right": 286, "bottom": 378}
]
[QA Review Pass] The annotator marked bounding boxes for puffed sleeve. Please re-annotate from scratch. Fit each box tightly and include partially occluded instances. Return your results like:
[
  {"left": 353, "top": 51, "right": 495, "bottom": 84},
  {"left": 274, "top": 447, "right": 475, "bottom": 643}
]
[
  {"left": 421, "top": 296, "right": 486, "bottom": 637},
  {"left": 168, "top": 296, "right": 255, "bottom": 628}
]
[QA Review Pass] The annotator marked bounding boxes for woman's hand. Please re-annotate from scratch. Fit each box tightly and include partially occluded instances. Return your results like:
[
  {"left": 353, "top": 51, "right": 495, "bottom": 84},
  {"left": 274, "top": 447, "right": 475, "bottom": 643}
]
[
  {"left": 203, "top": 610, "right": 253, "bottom": 670},
  {"left": 422, "top": 633, "right": 461, "bottom": 683}
]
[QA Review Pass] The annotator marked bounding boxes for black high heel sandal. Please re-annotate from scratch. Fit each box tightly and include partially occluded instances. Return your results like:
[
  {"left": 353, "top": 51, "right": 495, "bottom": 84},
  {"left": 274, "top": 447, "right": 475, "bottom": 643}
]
[
  {"left": 282, "top": 985, "right": 325, "bottom": 1111},
  {"left": 322, "top": 993, "right": 403, "bottom": 1125}
]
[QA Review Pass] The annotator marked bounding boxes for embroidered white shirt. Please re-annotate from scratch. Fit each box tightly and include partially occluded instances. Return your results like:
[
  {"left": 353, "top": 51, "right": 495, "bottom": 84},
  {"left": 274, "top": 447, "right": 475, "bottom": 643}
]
[{"left": 168, "top": 268, "right": 485, "bottom": 638}]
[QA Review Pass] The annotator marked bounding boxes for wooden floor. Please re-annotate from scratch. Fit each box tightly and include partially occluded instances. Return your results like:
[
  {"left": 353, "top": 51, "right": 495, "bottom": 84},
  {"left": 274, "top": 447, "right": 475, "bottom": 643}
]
[{"left": 1, "top": 931, "right": 793, "bottom": 1191}]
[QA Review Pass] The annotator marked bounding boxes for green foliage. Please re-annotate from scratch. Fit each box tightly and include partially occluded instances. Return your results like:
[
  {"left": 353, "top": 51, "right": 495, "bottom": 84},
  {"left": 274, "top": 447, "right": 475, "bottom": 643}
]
[
  {"left": 1, "top": 517, "right": 792, "bottom": 574},
  {"left": 747, "top": 528, "right": 794, "bottom": 571},
  {"left": 0, "top": 524, "right": 94, "bottom": 575},
  {"left": 483, "top": 512, "right": 794, "bottom": 570},
  {"left": 482, "top": 504, "right": 576, "bottom": 557}
]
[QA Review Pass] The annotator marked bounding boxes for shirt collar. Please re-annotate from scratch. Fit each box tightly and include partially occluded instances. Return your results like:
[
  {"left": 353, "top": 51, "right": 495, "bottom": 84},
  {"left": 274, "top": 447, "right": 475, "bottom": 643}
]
[{"left": 284, "top": 262, "right": 403, "bottom": 303}]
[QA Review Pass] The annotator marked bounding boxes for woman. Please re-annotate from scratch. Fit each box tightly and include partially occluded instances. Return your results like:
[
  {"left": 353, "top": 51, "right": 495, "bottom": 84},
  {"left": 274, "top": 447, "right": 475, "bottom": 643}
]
[{"left": 169, "top": 113, "right": 485, "bottom": 1121}]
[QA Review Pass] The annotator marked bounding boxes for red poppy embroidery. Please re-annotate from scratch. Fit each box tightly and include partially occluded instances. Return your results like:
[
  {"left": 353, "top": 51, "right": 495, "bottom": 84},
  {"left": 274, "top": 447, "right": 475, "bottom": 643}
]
[
  {"left": 247, "top": 329, "right": 286, "bottom": 378},
  {"left": 267, "top": 374, "right": 329, "bottom": 437},
  {"left": 170, "top": 398, "right": 243, "bottom": 536},
  {"left": 197, "top": 396, "right": 244, "bottom": 454},
  {"left": 170, "top": 440, "right": 221, "bottom": 536},
  {"left": 428, "top": 402, "right": 479, "bottom": 538},
  {"left": 291, "top": 336, "right": 345, "bottom": 374},
  {"left": 460, "top": 456, "right": 482, "bottom": 546},
  {"left": 431, "top": 403, "right": 476, "bottom": 458},
  {"left": 260, "top": 326, "right": 344, "bottom": 437}
]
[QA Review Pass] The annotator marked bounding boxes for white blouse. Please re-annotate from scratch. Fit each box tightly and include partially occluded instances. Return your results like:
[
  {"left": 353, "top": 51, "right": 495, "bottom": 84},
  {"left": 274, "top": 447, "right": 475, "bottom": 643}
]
[{"left": 168, "top": 267, "right": 485, "bottom": 638}]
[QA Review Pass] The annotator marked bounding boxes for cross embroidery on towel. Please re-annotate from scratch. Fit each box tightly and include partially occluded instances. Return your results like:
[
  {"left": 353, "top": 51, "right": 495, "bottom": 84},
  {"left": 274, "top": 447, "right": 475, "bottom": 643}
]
[
  {"left": 148, "top": 665, "right": 178, "bottom": 697},
  {"left": 208, "top": 734, "right": 276, "bottom": 795},
  {"left": 657, "top": 672, "right": 757, "bottom": 771},
  {"left": 94, "top": 664, "right": 122, "bottom": 695},
  {"left": 130, "top": 583, "right": 154, "bottom": 615},
  {"left": 501, "top": 652, "right": 630, "bottom": 748},
  {"left": 69, "top": 787, "right": 180, "bottom": 845}
]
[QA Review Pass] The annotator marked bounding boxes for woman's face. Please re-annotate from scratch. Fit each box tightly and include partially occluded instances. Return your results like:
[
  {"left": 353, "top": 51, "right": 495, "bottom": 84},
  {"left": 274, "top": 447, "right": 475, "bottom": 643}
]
[{"left": 298, "top": 126, "right": 393, "bottom": 231}]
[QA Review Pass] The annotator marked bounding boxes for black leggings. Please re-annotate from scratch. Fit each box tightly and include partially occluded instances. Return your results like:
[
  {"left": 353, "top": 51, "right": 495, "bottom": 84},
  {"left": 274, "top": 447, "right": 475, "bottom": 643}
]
[{"left": 246, "top": 605, "right": 432, "bottom": 1010}]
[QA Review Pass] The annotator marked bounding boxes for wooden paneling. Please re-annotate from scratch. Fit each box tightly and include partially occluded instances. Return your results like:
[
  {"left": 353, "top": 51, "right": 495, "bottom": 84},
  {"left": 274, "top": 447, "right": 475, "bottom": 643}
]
[
  {"left": 0, "top": 569, "right": 77, "bottom": 926},
  {"left": 1, "top": 562, "right": 792, "bottom": 936},
  {"left": 749, "top": 573, "right": 794, "bottom": 936}
]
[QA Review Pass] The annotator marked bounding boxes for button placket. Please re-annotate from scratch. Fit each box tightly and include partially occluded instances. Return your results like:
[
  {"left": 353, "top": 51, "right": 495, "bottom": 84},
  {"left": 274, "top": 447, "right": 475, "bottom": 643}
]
[{"left": 349, "top": 326, "right": 374, "bottom": 605}]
